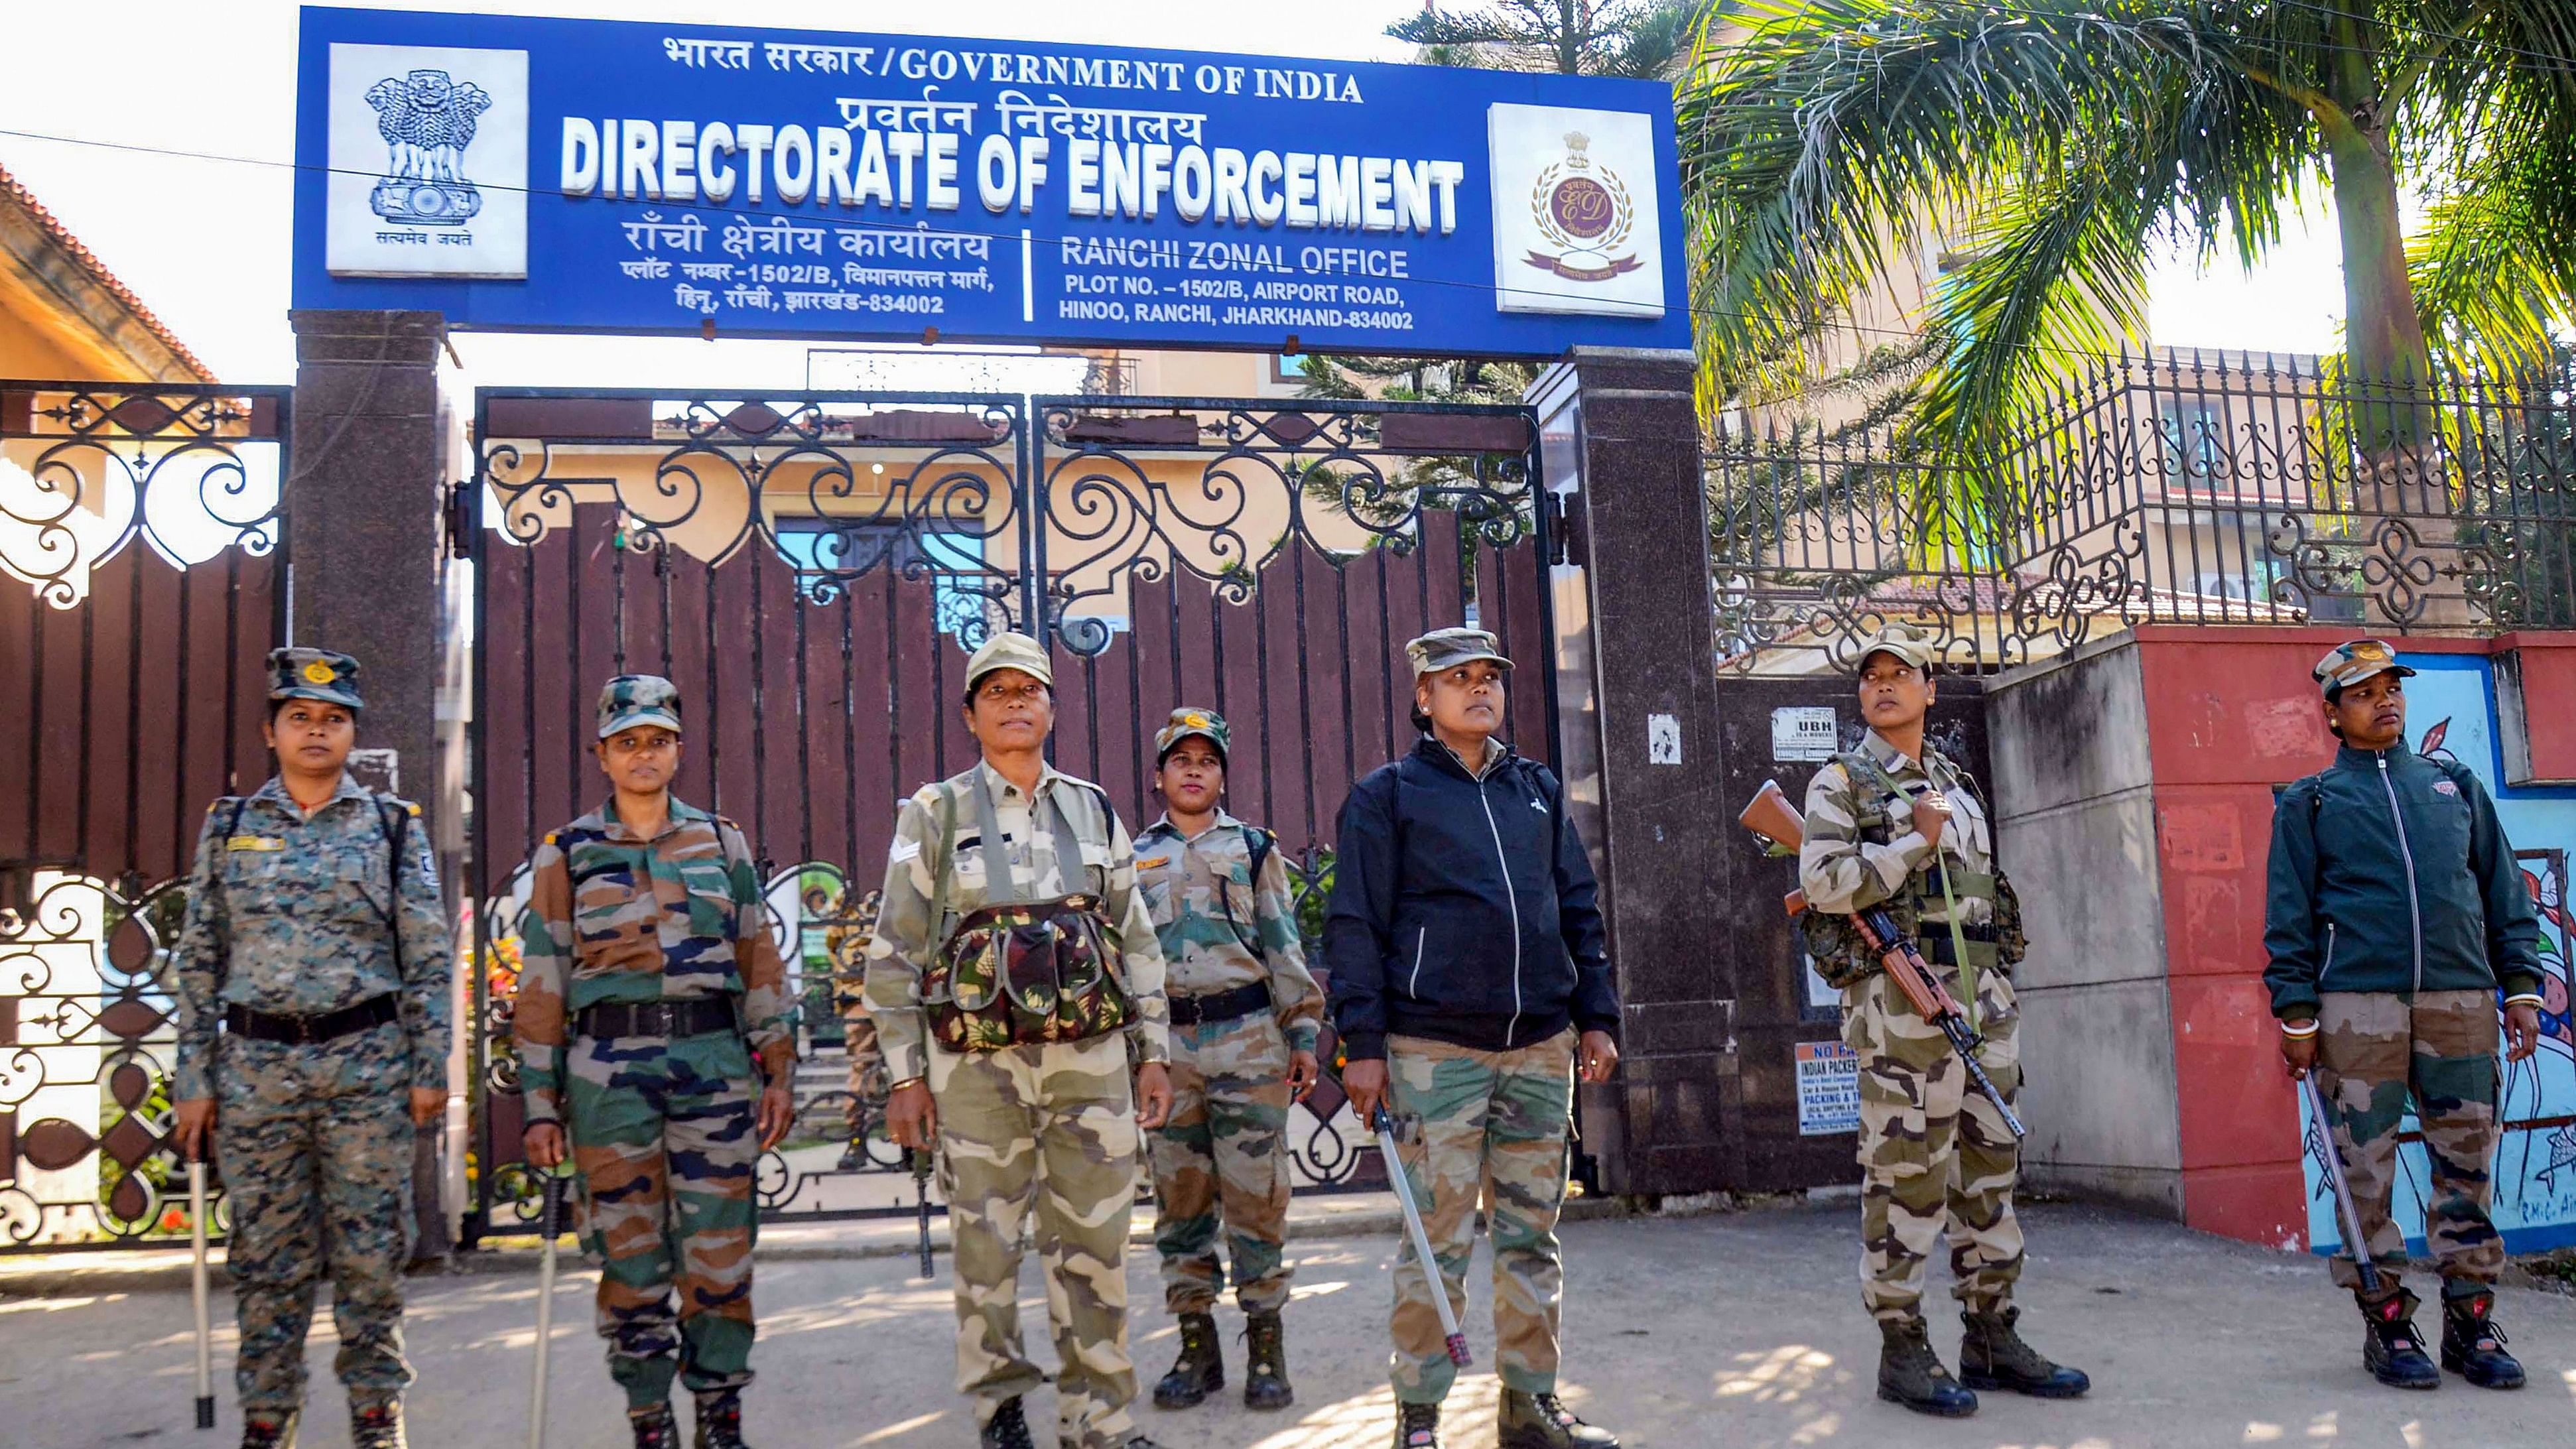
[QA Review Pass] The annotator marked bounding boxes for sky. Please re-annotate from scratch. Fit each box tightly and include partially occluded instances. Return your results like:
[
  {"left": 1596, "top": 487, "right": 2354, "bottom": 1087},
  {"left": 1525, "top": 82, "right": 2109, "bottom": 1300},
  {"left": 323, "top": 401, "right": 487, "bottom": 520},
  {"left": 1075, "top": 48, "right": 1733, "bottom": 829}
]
[{"left": 0, "top": 0, "right": 2349, "bottom": 389}]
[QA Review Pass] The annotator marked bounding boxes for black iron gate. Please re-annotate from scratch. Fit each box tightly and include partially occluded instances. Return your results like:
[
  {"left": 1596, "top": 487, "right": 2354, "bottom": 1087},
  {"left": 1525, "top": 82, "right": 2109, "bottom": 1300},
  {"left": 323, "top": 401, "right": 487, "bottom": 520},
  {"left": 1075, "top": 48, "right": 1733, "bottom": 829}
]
[
  {"left": 462, "top": 388, "right": 1554, "bottom": 1239},
  {"left": 0, "top": 380, "right": 290, "bottom": 1252}
]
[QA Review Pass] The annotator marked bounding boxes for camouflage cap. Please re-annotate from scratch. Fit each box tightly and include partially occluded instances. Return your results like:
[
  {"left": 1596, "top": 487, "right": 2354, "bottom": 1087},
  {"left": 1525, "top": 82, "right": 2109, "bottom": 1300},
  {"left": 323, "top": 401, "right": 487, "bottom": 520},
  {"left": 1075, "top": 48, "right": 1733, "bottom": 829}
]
[
  {"left": 267, "top": 647, "right": 363, "bottom": 710},
  {"left": 1405, "top": 626, "right": 1513, "bottom": 678},
  {"left": 2314, "top": 638, "right": 2416, "bottom": 697},
  {"left": 1854, "top": 623, "right": 1937, "bottom": 674},
  {"left": 1155, "top": 707, "right": 1230, "bottom": 764},
  {"left": 596, "top": 674, "right": 684, "bottom": 739},
  {"left": 964, "top": 629, "right": 1054, "bottom": 691}
]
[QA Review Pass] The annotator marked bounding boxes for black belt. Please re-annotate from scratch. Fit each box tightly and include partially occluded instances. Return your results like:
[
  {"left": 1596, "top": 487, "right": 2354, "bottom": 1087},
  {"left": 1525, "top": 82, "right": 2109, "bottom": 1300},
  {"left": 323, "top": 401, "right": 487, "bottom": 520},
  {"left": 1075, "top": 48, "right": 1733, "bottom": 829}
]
[
  {"left": 1167, "top": 981, "right": 1271, "bottom": 1027},
  {"left": 224, "top": 993, "right": 399, "bottom": 1045},
  {"left": 575, "top": 998, "right": 738, "bottom": 1040},
  {"left": 1920, "top": 922, "right": 1999, "bottom": 967}
]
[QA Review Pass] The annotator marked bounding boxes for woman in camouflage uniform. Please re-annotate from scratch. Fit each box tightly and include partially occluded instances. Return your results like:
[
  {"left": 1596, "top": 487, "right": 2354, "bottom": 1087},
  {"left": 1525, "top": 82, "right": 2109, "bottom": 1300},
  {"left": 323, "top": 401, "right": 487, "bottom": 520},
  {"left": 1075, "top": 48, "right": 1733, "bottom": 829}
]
[
  {"left": 514, "top": 675, "right": 797, "bottom": 1449},
  {"left": 1796, "top": 623, "right": 2086, "bottom": 1418},
  {"left": 1134, "top": 707, "right": 1324, "bottom": 1413},
  {"left": 171, "top": 648, "right": 452, "bottom": 1449}
]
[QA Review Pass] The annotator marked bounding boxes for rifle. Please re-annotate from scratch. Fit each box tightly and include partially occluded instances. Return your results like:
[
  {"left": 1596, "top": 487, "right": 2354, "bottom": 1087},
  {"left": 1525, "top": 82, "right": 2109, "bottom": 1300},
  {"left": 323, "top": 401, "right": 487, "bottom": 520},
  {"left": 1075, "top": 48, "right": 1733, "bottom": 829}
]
[
  {"left": 911, "top": 1147, "right": 936, "bottom": 1280},
  {"left": 2299, "top": 1071, "right": 2382, "bottom": 1294},
  {"left": 1739, "top": 779, "right": 2026, "bottom": 1141}
]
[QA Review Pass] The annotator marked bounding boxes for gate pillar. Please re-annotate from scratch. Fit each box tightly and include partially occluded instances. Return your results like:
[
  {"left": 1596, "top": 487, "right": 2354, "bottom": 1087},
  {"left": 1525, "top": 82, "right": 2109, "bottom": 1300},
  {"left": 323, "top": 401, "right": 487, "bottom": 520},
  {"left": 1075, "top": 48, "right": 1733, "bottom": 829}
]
[
  {"left": 286, "top": 310, "right": 449, "bottom": 811},
  {"left": 1526, "top": 348, "right": 1736, "bottom": 1198},
  {"left": 286, "top": 308, "right": 458, "bottom": 1244}
]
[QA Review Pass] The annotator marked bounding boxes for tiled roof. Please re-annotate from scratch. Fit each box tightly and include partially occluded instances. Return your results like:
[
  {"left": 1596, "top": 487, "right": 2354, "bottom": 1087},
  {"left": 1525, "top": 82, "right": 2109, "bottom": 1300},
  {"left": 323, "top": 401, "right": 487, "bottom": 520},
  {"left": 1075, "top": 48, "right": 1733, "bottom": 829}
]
[{"left": 0, "top": 158, "right": 212, "bottom": 381}]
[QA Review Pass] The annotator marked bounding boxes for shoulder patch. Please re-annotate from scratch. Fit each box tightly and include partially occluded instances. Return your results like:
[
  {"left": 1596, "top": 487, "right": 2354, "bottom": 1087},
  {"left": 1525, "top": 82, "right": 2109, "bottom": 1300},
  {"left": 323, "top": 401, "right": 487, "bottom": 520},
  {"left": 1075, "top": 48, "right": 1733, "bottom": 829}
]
[
  {"left": 405, "top": 802, "right": 422, "bottom": 817},
  {"left": 543, "top": 832, "right": 559, "bottom": 848}
]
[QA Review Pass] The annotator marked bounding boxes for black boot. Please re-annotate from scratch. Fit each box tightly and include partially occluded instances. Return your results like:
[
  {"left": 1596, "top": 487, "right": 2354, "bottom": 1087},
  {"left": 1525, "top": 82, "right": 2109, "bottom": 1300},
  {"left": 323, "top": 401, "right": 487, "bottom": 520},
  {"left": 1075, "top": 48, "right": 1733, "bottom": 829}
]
[
  {"left": 628, "top": 1404, "right": 680, "bottom": 1449},
  {"left": 1498, "top": 1389, "right": 1619, "bottom": 1448},
  {"left": 693, "top": 1390, "right": 750, "bottom": 1448},
  {"left": 1391, "top": 1401, "right": 1440, "bottom": 1449},
  {"left": 1151, "top": 1312, "right": 1224, "bottom": 1409},
  {"left": 239, "top": 1412, "right": 300, "bottom": 1449},
  {"left": 2440, "top": 1289, "right": 2525, "bottom": 1389},
  {"left": 835, "top": 1135, "right": 867, "bottom": 1171},
  {"left": 1878, "top": 1318, "right": 1978, "bottom": 1417},
  {"left": 1242, "top": 1309, "right": 1294, "bottom": 1410},
  {"left": 350, "top": 1401, "right": 407, "bottom": 1449},
  {"left": 2361, "top": 1289, "right": 2441, "bottom": 1390},
  {"left": 1959, "top": 1306, "right": 2091, "bottom": 1398},
  {"left": 980, "top": 1397, "right": 1035, "bottom": 1449}
]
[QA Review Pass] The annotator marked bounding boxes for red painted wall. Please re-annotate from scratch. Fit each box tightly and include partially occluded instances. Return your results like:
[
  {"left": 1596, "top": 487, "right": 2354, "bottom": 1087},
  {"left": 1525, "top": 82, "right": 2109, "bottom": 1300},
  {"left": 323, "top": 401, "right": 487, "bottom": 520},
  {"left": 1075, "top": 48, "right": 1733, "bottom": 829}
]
[{"left": 2132, "top": 626, "right": 2576, "bottom": 1247}]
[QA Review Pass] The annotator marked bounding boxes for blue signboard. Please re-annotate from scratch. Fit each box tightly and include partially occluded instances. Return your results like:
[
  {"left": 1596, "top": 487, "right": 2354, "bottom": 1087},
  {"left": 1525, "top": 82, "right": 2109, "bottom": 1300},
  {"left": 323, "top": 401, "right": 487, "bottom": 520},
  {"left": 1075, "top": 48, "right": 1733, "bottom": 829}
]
[{"left": 291, "top": 7, "right": 1691, "bottom": 357}]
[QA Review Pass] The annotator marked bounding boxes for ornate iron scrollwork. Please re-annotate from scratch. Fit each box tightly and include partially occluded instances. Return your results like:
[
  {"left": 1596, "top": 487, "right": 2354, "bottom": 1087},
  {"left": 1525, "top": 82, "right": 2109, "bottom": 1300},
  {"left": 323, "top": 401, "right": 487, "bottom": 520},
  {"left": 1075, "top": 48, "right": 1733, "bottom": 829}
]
[
  {"left": 0, "top": 872, "right": 216, "bottom": 1250},
  {"left": 0, "top": 383, "right": 286, "bottom": 609},
  {"left": 1707, "top": 355, "right": 2576, "bottom": 670}
]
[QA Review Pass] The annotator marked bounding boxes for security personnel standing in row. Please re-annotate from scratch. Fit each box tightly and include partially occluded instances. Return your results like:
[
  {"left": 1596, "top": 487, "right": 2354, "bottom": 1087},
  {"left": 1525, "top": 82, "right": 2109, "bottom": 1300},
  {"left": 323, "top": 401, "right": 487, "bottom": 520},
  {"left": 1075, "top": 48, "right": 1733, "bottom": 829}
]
[
  {"left": 1328, "top": 627, "right": 1622, "bottom": 1449},
  {"left": 867, "top": 631, "right": 1175, "bottom": 1449},
  {"left": 1796, "top": 623, "right": 2086, "bottom": 1417},
  {"left": 1135, "top": 708, "right": 1325, "bottom": 1413},
  {"left": 515, "top": 676, "right": 797, "bottom": 1449},
  {"left": 2265, "top": 639, "right": 2540, "bottom": 1389},
  {"left": 171, "top": 649, "right": 454, "bottom": 1449}
]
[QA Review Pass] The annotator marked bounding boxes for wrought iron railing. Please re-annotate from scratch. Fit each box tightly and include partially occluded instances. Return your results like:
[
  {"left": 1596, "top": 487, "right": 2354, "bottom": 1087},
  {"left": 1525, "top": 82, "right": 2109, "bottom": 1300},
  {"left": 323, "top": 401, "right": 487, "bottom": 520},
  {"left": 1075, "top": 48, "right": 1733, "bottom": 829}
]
[{"left": 1709, "top": 351, "right": 2576, "bottom": 672}]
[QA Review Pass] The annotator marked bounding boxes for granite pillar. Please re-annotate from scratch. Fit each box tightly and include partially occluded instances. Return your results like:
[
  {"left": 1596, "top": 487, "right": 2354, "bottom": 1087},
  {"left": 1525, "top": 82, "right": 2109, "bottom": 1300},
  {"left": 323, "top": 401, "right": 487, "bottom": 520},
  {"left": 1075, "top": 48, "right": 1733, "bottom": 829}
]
[
  {"left": 287, "top": 308, "right": 456, "bottom": 1255},
  {"left": 1527, "top": 348, "right": 1735, "bottom": 1196}
]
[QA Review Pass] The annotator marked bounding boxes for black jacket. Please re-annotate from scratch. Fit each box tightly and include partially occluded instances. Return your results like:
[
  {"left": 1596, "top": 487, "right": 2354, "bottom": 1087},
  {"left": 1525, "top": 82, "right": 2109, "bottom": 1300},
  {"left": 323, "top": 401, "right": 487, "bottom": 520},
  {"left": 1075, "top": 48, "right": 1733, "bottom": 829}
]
[
  {"left": 1324, "top": 736, "right": 1618, "bottom": 1059},
  {"left": 2263, "top": 741, "right": 2542, "bottom": 1017}
]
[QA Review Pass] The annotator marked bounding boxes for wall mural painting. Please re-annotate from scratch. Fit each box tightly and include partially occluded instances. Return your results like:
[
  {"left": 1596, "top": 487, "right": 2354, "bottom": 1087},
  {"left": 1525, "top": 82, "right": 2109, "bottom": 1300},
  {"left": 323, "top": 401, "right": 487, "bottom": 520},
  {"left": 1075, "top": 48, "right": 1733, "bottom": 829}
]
[{"left": 2298, "top": 657, "right": 2576, "bottom": 1257}]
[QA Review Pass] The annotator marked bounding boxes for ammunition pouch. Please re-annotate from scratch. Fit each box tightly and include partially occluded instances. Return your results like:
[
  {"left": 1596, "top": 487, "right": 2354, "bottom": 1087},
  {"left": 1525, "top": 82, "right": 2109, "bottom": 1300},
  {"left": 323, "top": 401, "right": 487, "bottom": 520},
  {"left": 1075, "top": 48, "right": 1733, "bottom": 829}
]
[
  {"left": 1805, "top": 749, "right": 2027, "bottom": 991},
  {"left": 1802, "top": 891, "right": 1917, "bottom": 991},
  {"left": 927, "top": 896, "right": 1133, "bottom": 1052}
]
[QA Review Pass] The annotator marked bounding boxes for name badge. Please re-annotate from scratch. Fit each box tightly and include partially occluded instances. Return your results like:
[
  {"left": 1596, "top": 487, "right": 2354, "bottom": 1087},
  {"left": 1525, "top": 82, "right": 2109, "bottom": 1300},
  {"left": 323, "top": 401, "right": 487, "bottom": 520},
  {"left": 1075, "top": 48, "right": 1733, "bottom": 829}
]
[
  {"left": 227, "top": 836, "right": 285, "bottom": 852},
  {"left": 1137, "top": 854, "right": 1172, "bottom": 870}
]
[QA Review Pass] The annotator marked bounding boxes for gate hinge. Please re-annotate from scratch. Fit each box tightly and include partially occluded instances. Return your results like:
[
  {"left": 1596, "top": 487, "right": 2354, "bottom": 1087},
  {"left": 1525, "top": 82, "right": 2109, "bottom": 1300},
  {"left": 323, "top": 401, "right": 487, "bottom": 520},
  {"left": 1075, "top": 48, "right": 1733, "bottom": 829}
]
[
  {"left": 1541, "top": 489, "right": 1578, "bottom": 568},
  {"left": 442, "top": 478, "right": 476, "bottom": 559}
]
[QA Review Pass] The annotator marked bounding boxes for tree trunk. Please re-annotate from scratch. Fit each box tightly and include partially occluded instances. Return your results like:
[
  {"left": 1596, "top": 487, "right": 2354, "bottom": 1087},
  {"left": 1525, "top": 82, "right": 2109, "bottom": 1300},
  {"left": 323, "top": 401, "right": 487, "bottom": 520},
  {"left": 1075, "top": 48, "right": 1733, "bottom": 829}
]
[
  {"left": 2321, "top": 3, "right": 2433, "bottom": 434},
  {"left": 2319, "top": 2, "right": 2446, "bottom": 627}
]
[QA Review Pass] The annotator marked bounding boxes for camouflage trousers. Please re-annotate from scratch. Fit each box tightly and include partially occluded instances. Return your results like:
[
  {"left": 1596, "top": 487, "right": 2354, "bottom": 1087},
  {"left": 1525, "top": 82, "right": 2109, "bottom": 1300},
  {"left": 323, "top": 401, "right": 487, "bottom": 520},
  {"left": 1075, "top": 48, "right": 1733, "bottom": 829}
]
[
  {"left": 929, "top": 1032, "right": 1142, "bottom": 1449},
  {"left": 1385, "top": 1029, "right": 1575, "bottom": 1404},
  {"left": 843, "top": 1014, "right": 889, "bottom": 1130},
  {"left": 1841, "top": 966, "right": 2024, "bottom": 1325},
  {"left": 565, "top": 1031, "right": 761, "bottom": 1411},
  {"left": 1149, "top": 1013, "right": 1295, "bottom": 1314},
  {"left": 214, "top": 1021, "right": 416, "bottom": 1414},
  {"left": 2314, "top": 989, "right": 2503, "bottom": 1299}
]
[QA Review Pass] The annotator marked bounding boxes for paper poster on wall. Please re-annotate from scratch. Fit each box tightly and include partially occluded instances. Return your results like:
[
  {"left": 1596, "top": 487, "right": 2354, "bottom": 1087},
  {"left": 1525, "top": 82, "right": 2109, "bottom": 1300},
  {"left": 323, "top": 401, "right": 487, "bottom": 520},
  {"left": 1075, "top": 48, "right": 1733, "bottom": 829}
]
[
  {"left": 1795, "top": 1040, "right": 1859, "bottom": 1135},
  {"left": 1772, "top": 706, "right": 1838, "bottom": 763}
]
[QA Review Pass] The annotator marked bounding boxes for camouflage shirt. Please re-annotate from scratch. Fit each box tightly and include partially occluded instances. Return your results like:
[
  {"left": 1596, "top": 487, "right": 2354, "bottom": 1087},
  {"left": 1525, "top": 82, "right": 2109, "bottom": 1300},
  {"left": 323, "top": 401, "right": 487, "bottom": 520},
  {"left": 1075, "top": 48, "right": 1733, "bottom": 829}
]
[
  {"left": 513, "top": 797, "right": 795, "bottom": 1126},
  {"left": 864, "top": 759, "right": 1170, "bottom": 1084},
  {"left": 1135, "top": 811, "right": 1324, "bottom": 1055},
  {"left": 826, "top": 886, "right": 881, "bottom": 1023},
  {"left": 1797, "top": 731, "right": 1994, "bottom": 926},
  {"left": 170, "top": 773, "right": 454, "bottom": 1100}
]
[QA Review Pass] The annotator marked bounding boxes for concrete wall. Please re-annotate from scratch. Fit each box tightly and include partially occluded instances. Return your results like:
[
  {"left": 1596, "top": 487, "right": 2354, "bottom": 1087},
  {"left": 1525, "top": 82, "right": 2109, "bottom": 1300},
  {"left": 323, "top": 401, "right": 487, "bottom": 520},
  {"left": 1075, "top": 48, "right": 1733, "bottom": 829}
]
[
  {"left": 1988, "top": 635, "right": 2184, "bottom": 1216},
  {"left": 1994, "top": 623, "right": 2576, "bottom": 1253}
]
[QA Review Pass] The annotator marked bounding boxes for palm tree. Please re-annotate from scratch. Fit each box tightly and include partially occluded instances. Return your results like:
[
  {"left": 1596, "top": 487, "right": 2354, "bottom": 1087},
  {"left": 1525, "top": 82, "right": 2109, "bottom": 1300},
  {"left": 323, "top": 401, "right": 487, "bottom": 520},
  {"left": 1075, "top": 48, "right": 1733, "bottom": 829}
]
[{"left": 1678, "top": 0, "right": 2576, "bottom": 456}]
